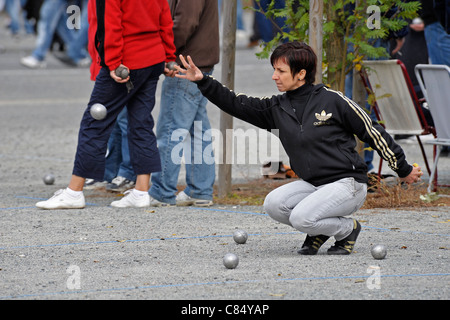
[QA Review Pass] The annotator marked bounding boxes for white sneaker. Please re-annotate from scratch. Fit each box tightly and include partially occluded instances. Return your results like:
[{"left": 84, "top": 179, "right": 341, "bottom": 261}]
[
  {"left": 36, "top": 189, "right": 85, "bottom": 210},
  {"left": 20, "top": 55, "right": 46, "bottom": 69},
  {"left": 176, "top": 191, "right": 213, "bottom": 207},
  {"left": 110, "top": 189, "right": 150, "bottom": 208}
]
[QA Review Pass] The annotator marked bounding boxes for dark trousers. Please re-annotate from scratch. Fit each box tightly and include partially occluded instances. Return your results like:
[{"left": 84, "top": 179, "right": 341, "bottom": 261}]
[{"left": 72, "top": 62, "right": 164, "bottom": 180}]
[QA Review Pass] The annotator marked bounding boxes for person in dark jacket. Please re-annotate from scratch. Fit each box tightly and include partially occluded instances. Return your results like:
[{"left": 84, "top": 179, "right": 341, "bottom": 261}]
[{"left": 175, "top": 41, "right": 423, "bottom": 256}]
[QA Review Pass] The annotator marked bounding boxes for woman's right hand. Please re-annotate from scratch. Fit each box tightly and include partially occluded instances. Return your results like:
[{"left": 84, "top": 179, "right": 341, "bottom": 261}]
[{"left": 175, "top": 55, "right": 204, "bottom": 82}]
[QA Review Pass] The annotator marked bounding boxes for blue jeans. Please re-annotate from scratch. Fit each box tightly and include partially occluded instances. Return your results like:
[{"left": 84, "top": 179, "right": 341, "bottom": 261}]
[
  {"left": 424, "top": 22, "right": 450, "bottom": 66},
  {"left": 264, "top": 178, "right": 367, "bottom": 240},
  {"left": 149, "top": 74, "right": 216, "bottom": 204},
  {"left": 218, "top": 0, "right": 244, "bottom": 30},
  {"left": 32, "top": 0, "right": 74, "bottom": 61},
  {"left": 253, "top": 0, "right": 287, "bottom": 42},
  {"left": 5, "top": 0, "right": 20, "bottom": 34},
  {"left": 73, "top": 63, "right": 163, "bottom": 180},
  {"left": 66, "top": 0, "right": 89, "bottom": 63},
  {"left": 104, "top": 107, "right": 136, "bottom": 182}
]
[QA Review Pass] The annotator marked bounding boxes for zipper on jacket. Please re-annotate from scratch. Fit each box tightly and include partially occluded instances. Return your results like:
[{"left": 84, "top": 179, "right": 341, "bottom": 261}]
[
  {"left": 284, "top": 85, "right": 319, "bottom": 133},
  {"left": 280, "top": 105, "right": 302, "bottom": 129},
  {"left": 290, "top": 106, "right": 304, "bottom": 132},
  {"left": 298, "top": 92, "right": 315, "bottom": 133}
]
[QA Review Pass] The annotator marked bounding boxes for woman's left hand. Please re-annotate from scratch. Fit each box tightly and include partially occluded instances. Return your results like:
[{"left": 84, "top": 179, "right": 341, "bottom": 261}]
[{"left": 400, "top": 163, "right": 423, "bottom": 184}]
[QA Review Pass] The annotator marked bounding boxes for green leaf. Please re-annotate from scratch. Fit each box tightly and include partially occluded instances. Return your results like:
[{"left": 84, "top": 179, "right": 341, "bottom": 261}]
[{"left": 420, "top": 193, "right": 440, "bottom": 203}]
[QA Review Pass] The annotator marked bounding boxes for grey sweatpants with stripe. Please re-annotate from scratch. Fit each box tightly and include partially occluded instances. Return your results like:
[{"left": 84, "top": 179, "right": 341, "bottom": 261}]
[{"left": 263, "top": 178, "right": 367, "bottom": 241}]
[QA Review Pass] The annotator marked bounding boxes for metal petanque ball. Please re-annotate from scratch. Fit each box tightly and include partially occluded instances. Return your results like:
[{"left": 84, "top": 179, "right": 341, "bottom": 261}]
[
  {"left": 90, "top": 103, "right": 107, "bottom": 120},
  {"left": 167, "top": 61, "right": 177, "bottom": 71},
  {"left": 223, "top": 253, "right": 239, "bottom": 269},
  {"left": 43, "top": 174, "right": 55, "bottom": 185},
  {"left": 233, "top": 230, "right": 248, "bottom": 244},
  {"left": 371, "top": 244, "right": 387, "bottom": 260},
  {"left": 115, "top": 66, "right": 129, "bottom": 79}
]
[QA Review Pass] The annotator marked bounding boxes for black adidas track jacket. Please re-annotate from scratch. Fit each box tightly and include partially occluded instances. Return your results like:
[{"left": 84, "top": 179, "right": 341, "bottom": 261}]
[{"left": 196, "top": 76, "right": 413, "bottom": 187}]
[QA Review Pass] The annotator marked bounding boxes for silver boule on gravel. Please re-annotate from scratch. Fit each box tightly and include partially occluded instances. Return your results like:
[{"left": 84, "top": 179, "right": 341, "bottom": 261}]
[
  {"left": 371, "top": 244, "right": 387, "bottom": 260},
  {"left": 233, "top": 229, "right": 248, "bottom": 244},
  {"left": 90, "top": 103, "right": 107, "bottom": 120},
  {"left": 43, "top": 173, "right": 55, "bottom": 185},
  {"left": 223, "top": 253, "right": 239, "bottom": 269}
]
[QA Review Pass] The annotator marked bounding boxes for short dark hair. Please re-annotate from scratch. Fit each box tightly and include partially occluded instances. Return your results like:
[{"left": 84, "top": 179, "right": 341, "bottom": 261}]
[{"left": 270, "top": 41, "right": 317, "bottom": 84}]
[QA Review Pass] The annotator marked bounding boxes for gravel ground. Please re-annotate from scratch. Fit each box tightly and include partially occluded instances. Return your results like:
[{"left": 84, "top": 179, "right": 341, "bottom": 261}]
[{"left": 0, "top": 15, "right": 448, "bottom": 305}]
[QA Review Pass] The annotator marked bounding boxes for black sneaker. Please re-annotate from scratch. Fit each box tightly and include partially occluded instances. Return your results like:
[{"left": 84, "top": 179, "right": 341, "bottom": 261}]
[
  {"left": 297, "top": 234, "right": 330, "bottom": 255},
  {"left": 84, "top": 179, "right": 107, "bottom": 190},
  {"left": 106, "top": 176, "right": 135, "bottom": 193},
  {"left": 327, "top": 219, "right": 361, "bottom": 255}
]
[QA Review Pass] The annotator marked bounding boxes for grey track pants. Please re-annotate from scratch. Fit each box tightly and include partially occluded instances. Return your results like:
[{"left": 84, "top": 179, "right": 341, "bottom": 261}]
[{"left": 263, "top": 178, "right": 367, "bottom": 241}]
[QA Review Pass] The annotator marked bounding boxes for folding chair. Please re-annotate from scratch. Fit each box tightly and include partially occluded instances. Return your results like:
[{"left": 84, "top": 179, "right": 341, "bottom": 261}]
[
  {"left": 359, "top": 59, "right": 436, "bottom": 178},
  {"left": 415, "top": 64, "right": 450, "bottom": 193}
]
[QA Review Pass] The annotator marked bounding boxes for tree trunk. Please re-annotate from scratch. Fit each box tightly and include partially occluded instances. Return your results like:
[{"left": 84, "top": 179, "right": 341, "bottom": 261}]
[
  {"left": 218, "top": 0, "right": 237, "bottom": 198},
  {"left": 309, "top": 0, "right": 323, "bottom": 84},
  {"left": 324, "top": 0, "right": 345, "bottom": 92}
]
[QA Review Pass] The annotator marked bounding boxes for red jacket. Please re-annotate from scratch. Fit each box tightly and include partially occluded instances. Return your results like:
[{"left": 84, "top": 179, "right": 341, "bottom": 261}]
[
  {"left": 88, "top": 0, "right": 100, "bottom": 80},
  {"left": 88, "top": 0, "right": 176, "bottom": 78}
]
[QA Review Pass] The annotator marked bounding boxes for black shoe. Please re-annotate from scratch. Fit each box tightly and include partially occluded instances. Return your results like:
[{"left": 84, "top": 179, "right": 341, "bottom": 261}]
[
  {"left": 297, "top": 234, "right": 330, "bottom": 255},
  {"left": 106, "top": 176, "right": 135, "bottom": 193},
  {"left": 327, "top": 219, "right": 361, "bottom": 255}
]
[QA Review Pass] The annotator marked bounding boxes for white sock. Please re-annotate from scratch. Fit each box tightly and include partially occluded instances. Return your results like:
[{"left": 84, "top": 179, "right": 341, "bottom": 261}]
[
  {"left": 132, "top": 189, "right": 148, "bottom": 197},
  {"left": 66, "top": 187, "right": 83, "bottom": 197}
]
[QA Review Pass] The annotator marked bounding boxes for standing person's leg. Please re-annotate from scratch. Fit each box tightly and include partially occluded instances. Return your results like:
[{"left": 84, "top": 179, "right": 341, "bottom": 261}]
[
  {"left": 105, "top": 107, "right": 136, "bottom": 193},
  {"left": 423, "top": 22, "right": 450, "bottom": 155},
  {"left": 273, "top": 0, "right": 288, "bottom": 37},
  {"left": 36, "top": 67, "right": 129, "bottom": 209},
  {"left": 6, "top": 0, "right": 21, "bottom": 35},
  {"left": 103, "top": 116, "right": 124, "bottom": 183},
  {"left": 424, "top": 22, "right": 450, "bottom": 66},
  {"left": 32, "top": 0, "right": 65, "bottom": 60},
  {"left": 149, "top": 76, "right": 201, "bottom": 205},
  {"left": 72, "top": 69, "right": 130, "bottom": 183},
  {"left": 253, "top": 0, "right": 273, "bottom": 43},
  {"left": 181, "top": 94, "right": 215, "bottom": 206},
  {"left": 125, "top": 64, "right": 164, "bottom": 190},
  {"left": 364, "top": 109, "right": 378, "bottom": 172},
  {"left": 21, "top": 0, "right": 35, "bottom": 35},
  {"left": 109, "top": 63, "right": 164, "bottom": 208},
  {"left": 66, "top": 0, "right": 89, "bottom": 65},
  {"left": 5, "top": 0, "right": 20, "bottom": 35},
  {"left": 116, "top": 108, "right": 135, "bottom": 182}
]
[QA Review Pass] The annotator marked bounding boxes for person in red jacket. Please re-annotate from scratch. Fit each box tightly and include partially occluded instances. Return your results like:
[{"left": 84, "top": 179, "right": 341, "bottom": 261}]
[{"left": 36, "top": 0, "right": 177, "bottom": 209}]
